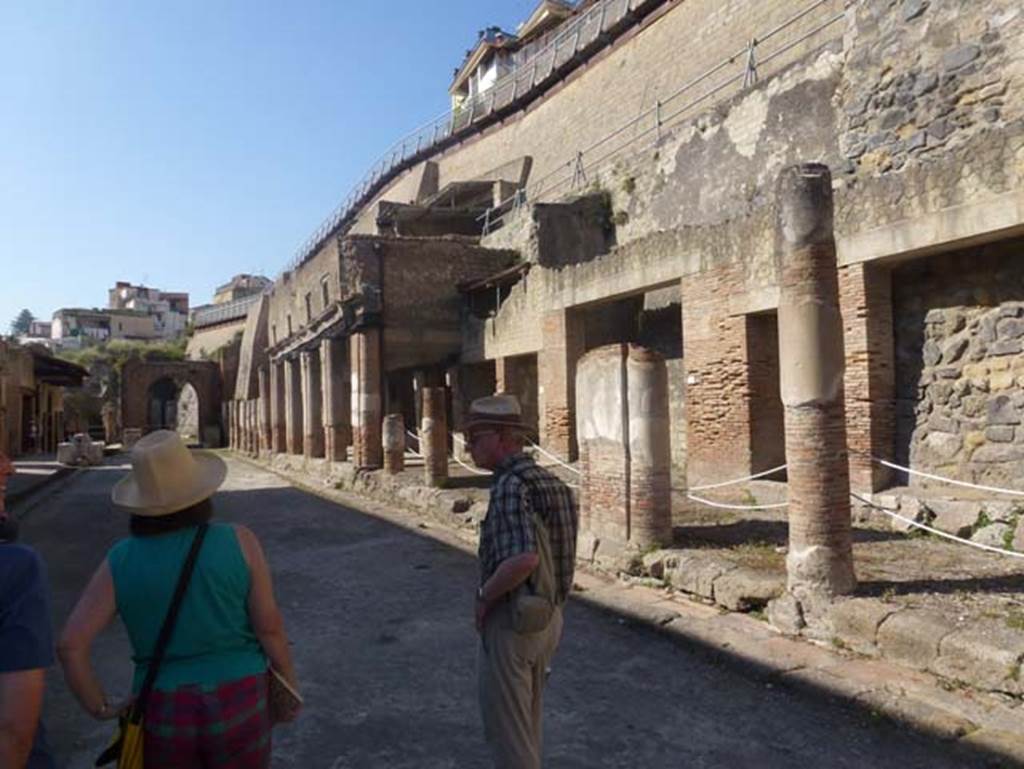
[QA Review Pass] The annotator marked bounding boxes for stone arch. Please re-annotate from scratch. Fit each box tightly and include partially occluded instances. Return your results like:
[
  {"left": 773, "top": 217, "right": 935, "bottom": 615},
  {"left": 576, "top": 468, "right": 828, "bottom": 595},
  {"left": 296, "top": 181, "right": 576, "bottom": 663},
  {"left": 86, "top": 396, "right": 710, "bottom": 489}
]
[{"left": 121, "top": 360, "right": 223, "bottom": 447}]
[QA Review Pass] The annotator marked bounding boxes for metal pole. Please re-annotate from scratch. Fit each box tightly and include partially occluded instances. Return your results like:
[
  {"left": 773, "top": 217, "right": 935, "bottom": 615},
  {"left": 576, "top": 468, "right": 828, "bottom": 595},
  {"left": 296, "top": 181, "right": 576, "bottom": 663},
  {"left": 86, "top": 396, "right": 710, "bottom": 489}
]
[{"left": 743, "top": 38, "right": 759, "bottom": 87}]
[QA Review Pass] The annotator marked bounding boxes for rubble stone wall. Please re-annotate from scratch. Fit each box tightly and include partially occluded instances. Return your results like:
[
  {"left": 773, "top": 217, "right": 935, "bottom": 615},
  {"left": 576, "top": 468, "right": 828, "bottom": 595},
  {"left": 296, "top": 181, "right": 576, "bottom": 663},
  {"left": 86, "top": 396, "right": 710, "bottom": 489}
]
[{"left": 894, "top": 238, "right": 1024, "bottom": 489}]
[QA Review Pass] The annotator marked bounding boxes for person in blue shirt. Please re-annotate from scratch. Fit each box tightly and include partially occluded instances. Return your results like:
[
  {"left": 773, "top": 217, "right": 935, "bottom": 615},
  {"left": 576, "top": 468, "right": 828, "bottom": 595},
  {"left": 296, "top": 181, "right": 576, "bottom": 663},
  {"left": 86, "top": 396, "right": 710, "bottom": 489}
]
[{"left": 1, "top": 453, "right": 58, "bottom": 769}]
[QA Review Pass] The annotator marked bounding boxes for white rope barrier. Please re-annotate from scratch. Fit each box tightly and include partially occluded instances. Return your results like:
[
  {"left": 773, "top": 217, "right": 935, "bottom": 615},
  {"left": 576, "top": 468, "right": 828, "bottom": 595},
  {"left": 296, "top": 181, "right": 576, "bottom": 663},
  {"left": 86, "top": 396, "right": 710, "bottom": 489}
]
[
  {"left": 688, "top": 463, "right": 788, "bottom": 492},
  {"left": 851, "top": 492, "right": 1024, "bottom": 561},
  {"left": 686, "top": 493, "right": 788, "bottom": 511},
  {"left": 868, "top": 455, "right": 1024, "bottom": 498},
  {"left": 451, "top": 452, "right": 492, "bottom": 476},
  {"left": 526, "top": 441, "right": 582, "bottom": 476}
]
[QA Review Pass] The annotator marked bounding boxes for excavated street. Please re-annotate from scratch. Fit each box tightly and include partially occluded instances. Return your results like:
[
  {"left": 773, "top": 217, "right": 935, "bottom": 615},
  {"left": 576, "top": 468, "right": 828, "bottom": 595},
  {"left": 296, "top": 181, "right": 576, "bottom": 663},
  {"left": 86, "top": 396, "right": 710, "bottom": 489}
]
[{"left": 18, "top": 456, "right": 1009, "bottom": 768}]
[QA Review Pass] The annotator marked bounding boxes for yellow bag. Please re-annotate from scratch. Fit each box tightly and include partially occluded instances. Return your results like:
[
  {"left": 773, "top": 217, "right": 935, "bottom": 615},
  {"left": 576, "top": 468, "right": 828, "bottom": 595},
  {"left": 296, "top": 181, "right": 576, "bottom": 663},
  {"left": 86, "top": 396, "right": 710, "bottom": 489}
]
[{"left": 95, "top": 710, "right": 144, "bottom": 768}]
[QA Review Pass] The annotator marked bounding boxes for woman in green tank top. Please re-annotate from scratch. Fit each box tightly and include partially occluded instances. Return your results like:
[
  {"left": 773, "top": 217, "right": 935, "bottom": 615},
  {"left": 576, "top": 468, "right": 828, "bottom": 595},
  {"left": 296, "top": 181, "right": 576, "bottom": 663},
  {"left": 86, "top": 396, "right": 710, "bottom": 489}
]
[{"left": 57, "top": 431, "right": 299, "bottom": 768}]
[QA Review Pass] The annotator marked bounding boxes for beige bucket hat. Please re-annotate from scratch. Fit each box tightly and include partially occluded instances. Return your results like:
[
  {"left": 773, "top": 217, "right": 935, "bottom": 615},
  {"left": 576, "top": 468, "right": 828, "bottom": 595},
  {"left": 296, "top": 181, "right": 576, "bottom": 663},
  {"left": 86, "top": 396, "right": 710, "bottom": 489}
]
[{"left": 112, "top": 430, "right": 227, "bottom": 517}]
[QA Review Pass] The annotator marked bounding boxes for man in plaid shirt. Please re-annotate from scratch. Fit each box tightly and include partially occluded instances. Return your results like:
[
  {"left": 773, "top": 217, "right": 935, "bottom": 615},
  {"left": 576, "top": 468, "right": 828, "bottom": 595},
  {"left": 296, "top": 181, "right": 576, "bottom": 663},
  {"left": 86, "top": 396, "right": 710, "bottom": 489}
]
[{"left": 466, "top": 394, "right": 577, "bottom": 769}]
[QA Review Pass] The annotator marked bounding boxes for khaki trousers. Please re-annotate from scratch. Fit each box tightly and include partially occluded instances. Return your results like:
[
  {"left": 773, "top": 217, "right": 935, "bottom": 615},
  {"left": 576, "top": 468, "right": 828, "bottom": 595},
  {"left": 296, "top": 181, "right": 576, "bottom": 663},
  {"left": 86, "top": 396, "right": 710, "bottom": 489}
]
[{"left": 478, "top": 600, "right": 564, "bottom": 769}]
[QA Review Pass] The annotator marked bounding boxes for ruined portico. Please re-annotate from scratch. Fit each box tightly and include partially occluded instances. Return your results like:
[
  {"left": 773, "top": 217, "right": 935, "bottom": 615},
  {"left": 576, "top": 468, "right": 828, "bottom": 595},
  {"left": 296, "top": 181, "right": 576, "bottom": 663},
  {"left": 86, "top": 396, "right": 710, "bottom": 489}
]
[{"left": 231, "top": 234, "right": 516, "bottom": 470}]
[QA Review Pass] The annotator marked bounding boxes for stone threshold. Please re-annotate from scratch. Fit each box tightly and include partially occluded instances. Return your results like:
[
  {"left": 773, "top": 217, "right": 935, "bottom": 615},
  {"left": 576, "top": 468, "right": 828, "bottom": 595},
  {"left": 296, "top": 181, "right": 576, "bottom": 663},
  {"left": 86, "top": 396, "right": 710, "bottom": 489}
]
[{"left": 231, "top": 450, "right": 1024, "bottom": 762}]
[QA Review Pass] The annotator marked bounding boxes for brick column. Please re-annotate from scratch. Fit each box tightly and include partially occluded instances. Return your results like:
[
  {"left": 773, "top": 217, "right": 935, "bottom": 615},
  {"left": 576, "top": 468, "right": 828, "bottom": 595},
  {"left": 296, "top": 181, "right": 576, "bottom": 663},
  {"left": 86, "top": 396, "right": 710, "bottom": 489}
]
[
  {"left": 577, "top": 344, "right": 671, "bottom": 560},
  {"left": 350, "top": 328, "right": 383, "bottom": 469},
  {"left": 269, "top": 361, "right": 286, "bottom": 455},
  {"left": 257, "top": 367, "right": 270, "bottom": 454},
  {"left": 321, "top": 337, "right": 351, "bottom": 462},
  {"left": 228, "top": 401, "right": 236, "bottom": 450},
  {"left": 382, "top": 414, "right": 405, "bottom": 474},
  {"left": 421, "top": 387, "right": 448, "bottom": 487},
  {"left": 247, "top": 401, "right": 258, "bottom": 456},
  {"left": 538, "top": 309, "right": 585, "bottom": 461},
  {"left": 284, "top": 357, "right": 303, "bottom": 456},
  {"left": 772, "top": 163, "right": 856, "bottom": 633},
  {"left": 300, "top": 350, "right": 325, "bottom": 459},
  {"left": 839, "top": 262, "right": 895, "bottom": 493}
]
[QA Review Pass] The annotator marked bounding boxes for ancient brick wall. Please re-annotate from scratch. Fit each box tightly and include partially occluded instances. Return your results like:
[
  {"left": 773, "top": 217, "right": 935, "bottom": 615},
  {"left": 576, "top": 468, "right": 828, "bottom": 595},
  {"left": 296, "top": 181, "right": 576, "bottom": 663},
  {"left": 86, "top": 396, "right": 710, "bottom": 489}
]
[
  {"left": 379, "top": 237, "right": 515, "bottom": 371},
  {"left": 266, "top": 237, "right": 342, "bottom": 350},
  {"left": 351, "top": 0, "right": 846, "bottom": 235}
]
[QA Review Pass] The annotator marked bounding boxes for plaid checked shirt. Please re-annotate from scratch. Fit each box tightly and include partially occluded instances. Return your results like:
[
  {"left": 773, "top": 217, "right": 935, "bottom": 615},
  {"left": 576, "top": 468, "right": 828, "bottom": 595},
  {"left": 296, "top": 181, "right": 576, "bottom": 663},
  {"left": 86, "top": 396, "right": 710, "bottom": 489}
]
[{"left": 478, "top": 452, "right": 578, "bottom": 604}]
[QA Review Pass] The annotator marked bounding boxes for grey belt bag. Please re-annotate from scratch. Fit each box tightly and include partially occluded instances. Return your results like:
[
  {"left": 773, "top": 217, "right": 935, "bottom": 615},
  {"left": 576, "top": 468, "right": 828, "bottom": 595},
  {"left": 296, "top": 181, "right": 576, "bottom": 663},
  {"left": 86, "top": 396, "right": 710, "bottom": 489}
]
[{"left": 512, "top": 500, "right": 558, "bottom": 635}]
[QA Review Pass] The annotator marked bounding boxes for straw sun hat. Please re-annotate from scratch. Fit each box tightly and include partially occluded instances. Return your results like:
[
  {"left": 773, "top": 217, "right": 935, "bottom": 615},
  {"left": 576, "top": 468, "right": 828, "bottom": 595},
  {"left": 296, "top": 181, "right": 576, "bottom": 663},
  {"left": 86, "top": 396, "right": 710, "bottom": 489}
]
[
  {"left": 112, "top": 430, "right": 227, "bottom": 517},
  {"left": 462, "top": 394, "right": 532, "bottom": 434}
]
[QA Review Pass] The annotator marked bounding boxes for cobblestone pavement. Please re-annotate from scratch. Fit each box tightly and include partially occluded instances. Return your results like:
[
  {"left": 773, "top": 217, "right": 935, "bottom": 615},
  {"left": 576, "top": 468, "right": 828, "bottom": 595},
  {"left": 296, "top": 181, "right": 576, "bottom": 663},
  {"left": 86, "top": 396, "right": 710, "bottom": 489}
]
[{"left": 20, "top": 456, "right": 1008, "bottom": 768}]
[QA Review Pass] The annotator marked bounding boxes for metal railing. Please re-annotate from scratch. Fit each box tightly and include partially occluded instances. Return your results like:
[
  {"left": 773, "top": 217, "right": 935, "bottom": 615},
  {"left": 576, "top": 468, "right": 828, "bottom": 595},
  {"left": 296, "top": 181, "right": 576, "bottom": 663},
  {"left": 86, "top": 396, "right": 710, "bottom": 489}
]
[
  {"left": 479, "top": 0, "right": 846, "bottom": 233},
  {"left": 191, "top": 293, "right": 263, "bottom": 329},
  {"left": 280, "top": 0, "right": 650, "bottom": 277}
]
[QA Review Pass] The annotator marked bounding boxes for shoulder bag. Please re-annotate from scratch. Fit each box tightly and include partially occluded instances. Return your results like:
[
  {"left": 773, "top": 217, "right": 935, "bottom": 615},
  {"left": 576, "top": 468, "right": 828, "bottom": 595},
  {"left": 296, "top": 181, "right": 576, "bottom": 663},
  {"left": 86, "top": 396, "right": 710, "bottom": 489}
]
[
  {"left": 96, "top": 523, "right": 209, "bottom": 768},
  {"left": 510, "top": 475, "right": 558, "bottom": 635}
]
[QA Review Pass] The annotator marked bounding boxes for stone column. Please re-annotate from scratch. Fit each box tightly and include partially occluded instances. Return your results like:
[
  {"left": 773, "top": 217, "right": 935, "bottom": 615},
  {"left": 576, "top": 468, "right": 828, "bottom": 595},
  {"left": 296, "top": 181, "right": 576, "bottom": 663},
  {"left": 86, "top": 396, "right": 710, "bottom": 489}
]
[
  {"left": 771, "top": 163, "right": 856, "bottom": 634},
  {"left": 269, "top": 361, "right": 286, "bottom": 455},
  {"left": 227, "top": 401, "right": 236, "bottom": 450},
  {"left": 350, "top": 328, "right": 383, "bottom": 469},
  {"left": 300, "top": 350, "right": 325, "bottom": 459},
  {"left": 538, "top": 309, "right": 585, "bottom": 461},
  {"left": 382, "top": 414, "right": 405, "bottom": 474},
  {"left": 321, "top": 337, "right": 351, "bottom": 462},
  {"left": 247, "top": 401, "right": 257, "bottom": 456},
  {"left": 576, "top": 344, "right": 671, "bottom": 561},
  {"left": 421, "top": 387, "right": 448, "bottom": 487},
  {"left": 839, "top": 262, "right": 895, "bottom": 493},
  {"left": 257, "top": 367, "right": 270, "bottom": 455},
  {"left": 284, "top": 357, "right": 304, "bottom": 456}
]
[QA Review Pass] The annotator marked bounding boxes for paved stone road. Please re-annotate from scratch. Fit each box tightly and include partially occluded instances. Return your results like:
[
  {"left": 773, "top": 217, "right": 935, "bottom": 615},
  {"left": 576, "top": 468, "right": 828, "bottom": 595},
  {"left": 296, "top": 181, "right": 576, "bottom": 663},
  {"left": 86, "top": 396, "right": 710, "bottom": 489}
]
[{"left": 21, "top": 457, "right": 1003, "bottom": 768}]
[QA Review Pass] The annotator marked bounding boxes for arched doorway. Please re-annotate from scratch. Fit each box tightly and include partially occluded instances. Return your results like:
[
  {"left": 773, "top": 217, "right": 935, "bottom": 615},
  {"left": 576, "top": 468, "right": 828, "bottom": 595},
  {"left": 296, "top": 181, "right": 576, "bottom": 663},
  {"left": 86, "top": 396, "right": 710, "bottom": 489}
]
[
  {"left": 176, "top": 383, "right": 200, "bottom": 445},
  {"left": 147, "top": 378, "right": 178, "bottom": 432}
]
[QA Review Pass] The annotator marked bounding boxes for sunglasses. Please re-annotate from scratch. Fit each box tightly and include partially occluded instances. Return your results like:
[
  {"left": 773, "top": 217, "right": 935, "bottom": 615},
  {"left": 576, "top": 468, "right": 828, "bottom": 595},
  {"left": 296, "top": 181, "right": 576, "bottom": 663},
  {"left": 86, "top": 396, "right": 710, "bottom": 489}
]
[{"left": 466, "top": 429, "right": 498, "bottom": 446}]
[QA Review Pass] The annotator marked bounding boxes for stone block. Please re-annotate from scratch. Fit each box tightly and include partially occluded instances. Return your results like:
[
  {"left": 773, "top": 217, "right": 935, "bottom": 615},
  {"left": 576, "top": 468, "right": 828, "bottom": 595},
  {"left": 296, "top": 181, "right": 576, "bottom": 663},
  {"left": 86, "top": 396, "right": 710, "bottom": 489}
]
[
  {"left": 917, "top": 432, "right": 961, "bottom": 463},
  {"left": 988, "top": 395, "right": 1020, "bottom": 425},
  {"left": 901, "top": 0, "right": 926, "bottom": 21},
  {"left": 1013, "top": 523, "right": 1024, "bottom": 552},
  {"left": 932, "top": 618, "right": 1024, "bottom": 694},
  {"left": 959, "top": 731, "right": 1024, "bottom": 766},
  {"left": 972, "top": 443, "right": 1024, "bottom": 463},
  {"left": 927, "top": 414, "right": 957, "bottom": 434},
  {"left": 828, "top": 598, "right": 899, "bottom": 655},
  {"left": 876, "top": 608, "right": 955, "bottom": 670},
  {"left": 997, "top": 317, "right": 1024, "bottom": 340},
  {"left": 983, "top": 501, "right": 1021, "bottom": 522},
  {"left": 990, "top": 340, "right": 1023, "bottom": 356},
  {"left": 986, "top": 425, "right": 1014, "bottom": 443},
  {"left": 712, "top": 568, "right": 783, "bottom": 611},
  {"left": 889, "top": 496, "right": 925, "bottom": 532},
  {"left": 924, "top": 499, "right": 979, "bottom": 536},
  {"left": 767, "top": 593, "right": 804, "bottom": 634},
  {"left": 971, "top": 523, "right": 1011, "bottom": 549},
  {"left": 666, "top": 552, "right": 735, "bottom": 601},
  {"left": 941, "top": 337, "right": 968, "bottom": 364}
]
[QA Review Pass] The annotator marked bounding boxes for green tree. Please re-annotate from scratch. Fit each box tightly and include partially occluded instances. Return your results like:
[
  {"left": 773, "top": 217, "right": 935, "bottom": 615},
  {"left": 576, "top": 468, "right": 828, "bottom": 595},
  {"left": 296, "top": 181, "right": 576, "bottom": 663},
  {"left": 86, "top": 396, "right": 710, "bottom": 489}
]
[{"left": 10, "top": 309, "right": 34, "bottom": 335}]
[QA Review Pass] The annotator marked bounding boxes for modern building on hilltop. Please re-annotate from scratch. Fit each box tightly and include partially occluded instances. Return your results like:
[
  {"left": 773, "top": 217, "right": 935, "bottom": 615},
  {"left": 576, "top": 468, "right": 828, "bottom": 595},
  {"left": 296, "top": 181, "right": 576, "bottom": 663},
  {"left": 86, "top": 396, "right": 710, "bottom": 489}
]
[{"left": 108, "top": 281, "right": 189, "bottom": 340}]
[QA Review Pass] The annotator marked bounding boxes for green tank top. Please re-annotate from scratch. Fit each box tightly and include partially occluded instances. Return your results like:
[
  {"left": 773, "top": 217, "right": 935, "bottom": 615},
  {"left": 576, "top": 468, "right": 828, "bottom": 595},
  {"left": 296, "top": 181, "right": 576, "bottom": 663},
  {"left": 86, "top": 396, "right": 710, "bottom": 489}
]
[{"left": 108, "top": 523, "right": 267, "bottom": 693}]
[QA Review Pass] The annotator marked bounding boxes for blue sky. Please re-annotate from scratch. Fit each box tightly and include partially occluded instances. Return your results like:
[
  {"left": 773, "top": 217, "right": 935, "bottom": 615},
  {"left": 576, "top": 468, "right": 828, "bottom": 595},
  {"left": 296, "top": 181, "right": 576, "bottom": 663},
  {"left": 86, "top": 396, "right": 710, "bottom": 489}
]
[{"left": 0, "top": 1, "right": 541, "bottom": 329}]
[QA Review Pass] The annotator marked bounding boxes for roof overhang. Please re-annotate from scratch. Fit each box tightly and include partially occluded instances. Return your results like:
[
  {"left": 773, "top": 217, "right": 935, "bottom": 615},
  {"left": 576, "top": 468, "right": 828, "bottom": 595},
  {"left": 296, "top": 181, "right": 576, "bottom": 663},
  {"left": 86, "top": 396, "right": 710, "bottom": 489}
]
[
  {"left": 518, "top": 1, "right": 574, "bottom": 43},
  {"left": 32, "top": 351, "right": 88, "bottom": 387}
]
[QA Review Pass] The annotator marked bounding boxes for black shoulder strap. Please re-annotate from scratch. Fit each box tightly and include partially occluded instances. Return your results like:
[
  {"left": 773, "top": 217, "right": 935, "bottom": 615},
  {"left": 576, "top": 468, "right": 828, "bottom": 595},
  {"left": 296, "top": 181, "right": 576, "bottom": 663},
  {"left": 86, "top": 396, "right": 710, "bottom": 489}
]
[{"left": 132, "top": 523, "right": 209, "bottom": 719}]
